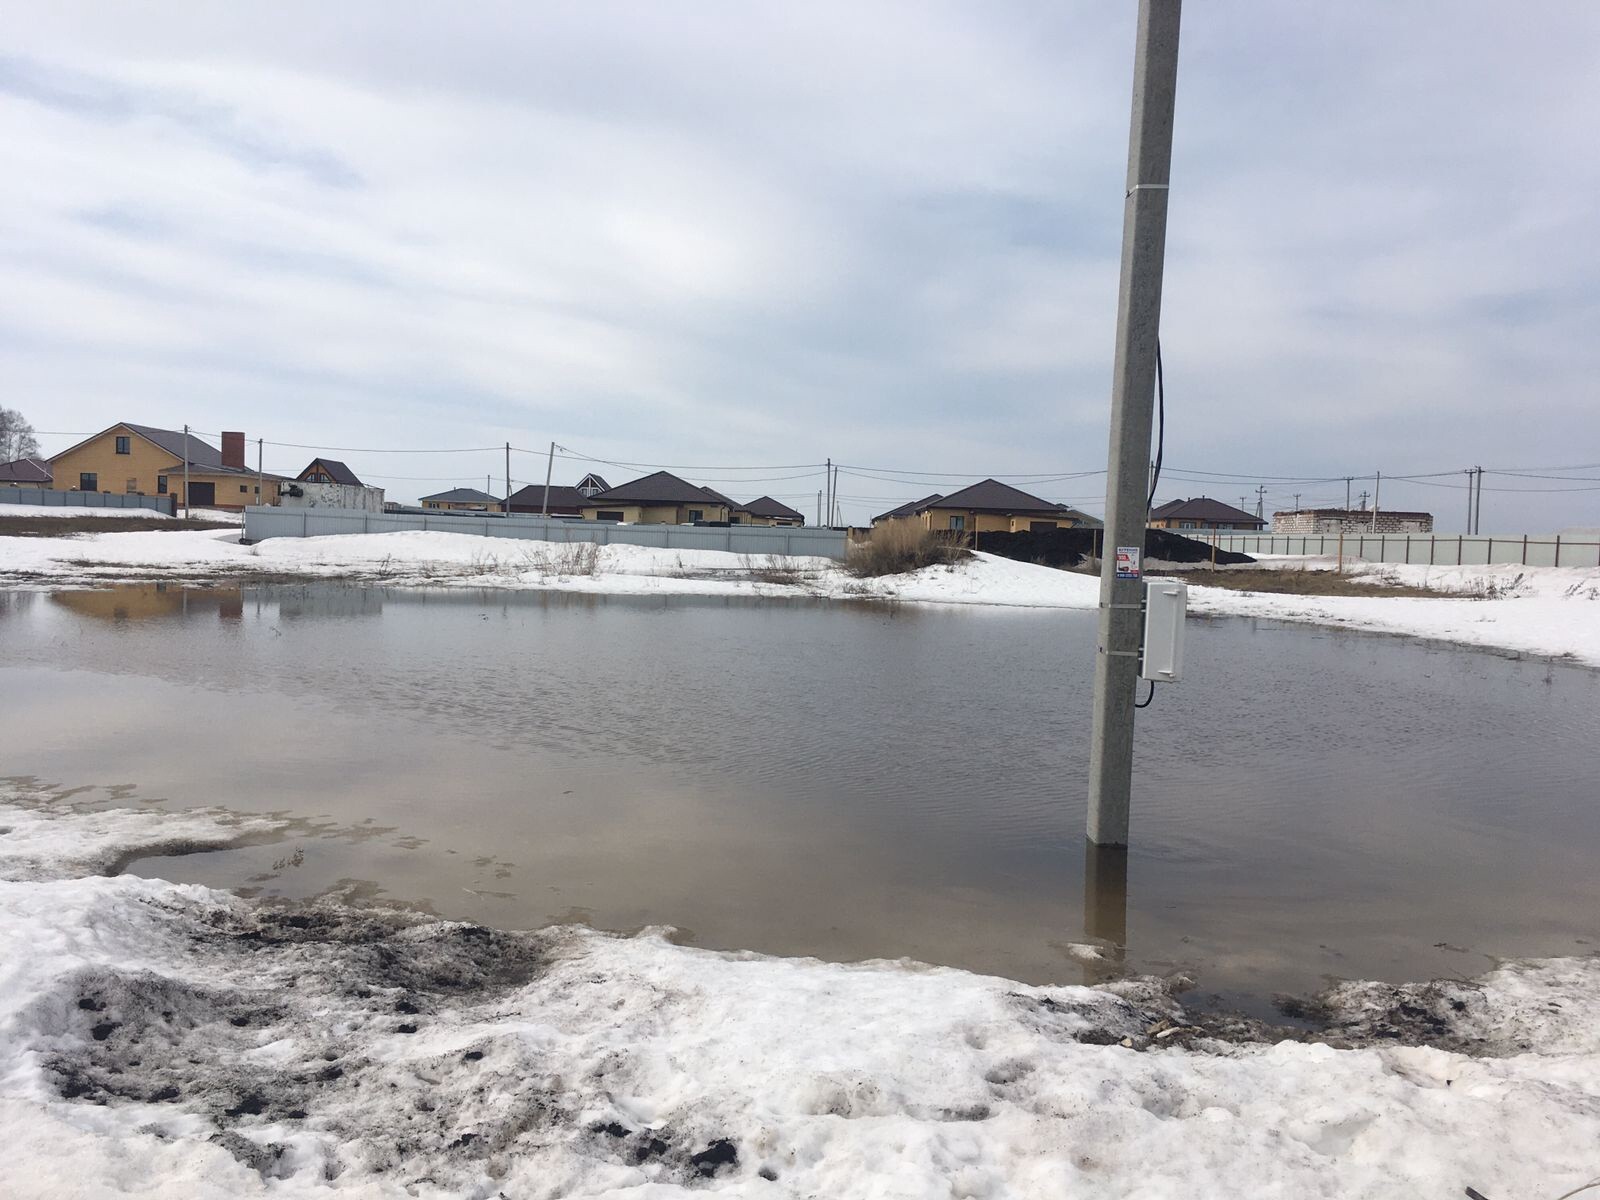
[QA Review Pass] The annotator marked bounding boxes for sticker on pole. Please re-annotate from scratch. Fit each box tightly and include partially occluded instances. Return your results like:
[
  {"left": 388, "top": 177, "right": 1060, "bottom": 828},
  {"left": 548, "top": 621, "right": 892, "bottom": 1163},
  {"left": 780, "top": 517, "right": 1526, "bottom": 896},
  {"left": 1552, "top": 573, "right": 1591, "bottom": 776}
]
[{"left": 1115, "top": 546, "right": 1142, "bottom": 579}]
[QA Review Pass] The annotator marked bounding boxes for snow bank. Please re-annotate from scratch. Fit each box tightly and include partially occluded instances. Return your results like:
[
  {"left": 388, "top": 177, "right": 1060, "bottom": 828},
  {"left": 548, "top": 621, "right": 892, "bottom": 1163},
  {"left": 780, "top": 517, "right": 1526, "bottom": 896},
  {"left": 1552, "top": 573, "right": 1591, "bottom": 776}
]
[
  {"left": 3, "top": 527, "right": 1598, "bottom": 664},
  {"left": 3, "top": 794, "right": 1600, "bottom": 1198},
  {"left": 1186, "top": 559, "right": 1600, "bottom": 665},
  {"left": 0, "top": 505, "right": 173, "bottom": 519}
]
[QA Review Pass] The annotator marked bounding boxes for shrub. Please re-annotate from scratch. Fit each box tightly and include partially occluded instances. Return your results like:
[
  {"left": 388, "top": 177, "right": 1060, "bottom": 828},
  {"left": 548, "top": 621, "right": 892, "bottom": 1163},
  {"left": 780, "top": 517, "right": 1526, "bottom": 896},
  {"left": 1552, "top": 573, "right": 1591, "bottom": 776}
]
[{"left": 846, "top": 522, "right": 968, "bottom": 577}]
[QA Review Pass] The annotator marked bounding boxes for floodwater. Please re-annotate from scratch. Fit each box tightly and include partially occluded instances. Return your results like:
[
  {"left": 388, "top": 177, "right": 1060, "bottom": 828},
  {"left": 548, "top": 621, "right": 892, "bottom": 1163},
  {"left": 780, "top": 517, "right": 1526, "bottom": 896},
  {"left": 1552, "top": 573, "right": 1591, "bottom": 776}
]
[{"left": 3, "top": 583, "right": 1597, "bottom": 1004}]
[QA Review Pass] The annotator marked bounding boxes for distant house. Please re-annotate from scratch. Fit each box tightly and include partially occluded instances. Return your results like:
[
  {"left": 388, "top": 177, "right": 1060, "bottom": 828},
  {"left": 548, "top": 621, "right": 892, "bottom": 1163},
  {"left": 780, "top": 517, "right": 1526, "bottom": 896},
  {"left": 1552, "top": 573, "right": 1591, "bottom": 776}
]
[
  {"left": 296, "top": 458, "right": 364, "bottom": 487},
  {"left": 733, "top": 496, "right": 806, "bottom": 527},
  {"left": 47, "top": 424, "right": 286, "bottom": 509},
  {"left": 0, "top": 457, "right": 52, "bottom": 487},
  {"left": 419, "top": 487, "right": 504, "bottom": 512},
  {"left": 871, "top": 480, "right": 1096, "bottom": 534},
  {"left": 506, "top": 473, "right": 611, "bottom": 516},
  {"left": 578, "top": 471, "right": 731, "bottom": 524},
  {"left": 1273, "top": 508, "right": 1433, "bottom": 535},
  {"left": 1148, "top": 497, "right": 1265, "bottom": 532}
]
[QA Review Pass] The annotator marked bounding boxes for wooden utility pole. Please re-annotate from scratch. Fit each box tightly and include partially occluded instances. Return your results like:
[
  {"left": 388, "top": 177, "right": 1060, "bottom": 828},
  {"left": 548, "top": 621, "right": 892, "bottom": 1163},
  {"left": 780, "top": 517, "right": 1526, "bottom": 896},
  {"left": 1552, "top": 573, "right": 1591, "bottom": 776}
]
[{"left": 1086, "top": 0, "right": 1182, "bottom": 847}]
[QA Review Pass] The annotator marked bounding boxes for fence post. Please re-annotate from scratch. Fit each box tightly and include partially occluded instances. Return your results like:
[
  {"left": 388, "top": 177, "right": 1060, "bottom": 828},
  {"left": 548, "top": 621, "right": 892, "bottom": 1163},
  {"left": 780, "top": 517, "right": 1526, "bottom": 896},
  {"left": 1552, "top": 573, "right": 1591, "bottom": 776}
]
[
  {"left": 1380, "top": 534, "right": 1386, "bottom": 561},
  {"left": 1487, "top": 537, "right": 1493, "bottom": 562},
  {"left": 1404, "top": 535, "right": 1410, "bottom": 564},
  {"left": 1429, "top": 535, "right": 1435, "bottom": 565},
  {"left": 1554, "top": 534, "right": 1561, "bottom": 568},
  {"left": 1458, "top": 535, "right": 1463, "bottom": 565},
  {"left": 1521, "top": 534, "right": 1527, "bottom": 566}
]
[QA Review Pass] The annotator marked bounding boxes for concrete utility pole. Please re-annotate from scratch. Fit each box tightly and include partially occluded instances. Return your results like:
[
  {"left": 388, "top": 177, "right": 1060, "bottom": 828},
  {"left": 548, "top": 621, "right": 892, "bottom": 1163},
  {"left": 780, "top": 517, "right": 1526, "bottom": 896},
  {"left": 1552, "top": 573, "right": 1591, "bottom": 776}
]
[
  {"left": 541, "top": 441, "right": 555, "bottom": 517},
  {"left": 1254, "top": 485, "right": 1266, "bottom": 520},
  {"left": 256, "top": 438, "right": 264, "bottom": 507},
  {"left": 183, "top": 425, "right": 191, "bottom": 518},
  {"left": 1086, "top": 0, "right": 1182, "bottom": 847},
  {"left": 1293, "top": 492, "right": 1301, "bottom": 513},
  {"left": 1345, "top": 476, "right": 1353, "bottom": 511},
  {"left": 825, "top": 458, "right": 832, "bottom": 529},
  {"left": 505, "top": 443, "right": 511, "bottom": 514},
  {"left": 1372, "top": 469, "right": 1381, "bottom": 530}
]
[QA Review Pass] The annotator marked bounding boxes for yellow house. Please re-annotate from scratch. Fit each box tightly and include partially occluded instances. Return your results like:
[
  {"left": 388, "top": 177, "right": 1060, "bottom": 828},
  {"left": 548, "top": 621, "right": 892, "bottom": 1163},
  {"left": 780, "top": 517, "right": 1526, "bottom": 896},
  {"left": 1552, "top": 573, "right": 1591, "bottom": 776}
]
[
  {"left": 419, "top": 487, "right": 504, "bottom": 512},
  {"left": 872, "top": 479, "right": 1092, "bottom": 534},
  {"left": 48, "top": 424, "right": 285, "bottom": 510},
  {"left": 579, "top": 471, "right": 730, "bottom": 524},
  {"left": 733, "top": 496, "right": 806, "bottom": 526}
]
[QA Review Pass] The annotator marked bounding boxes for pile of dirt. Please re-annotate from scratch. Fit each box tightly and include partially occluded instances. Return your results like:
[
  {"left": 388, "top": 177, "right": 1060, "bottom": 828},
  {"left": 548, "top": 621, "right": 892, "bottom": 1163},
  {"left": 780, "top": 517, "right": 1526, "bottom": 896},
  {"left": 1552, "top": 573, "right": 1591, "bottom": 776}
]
[{"left": 975, "top": 527, "right": 1253, "bottom": 569}]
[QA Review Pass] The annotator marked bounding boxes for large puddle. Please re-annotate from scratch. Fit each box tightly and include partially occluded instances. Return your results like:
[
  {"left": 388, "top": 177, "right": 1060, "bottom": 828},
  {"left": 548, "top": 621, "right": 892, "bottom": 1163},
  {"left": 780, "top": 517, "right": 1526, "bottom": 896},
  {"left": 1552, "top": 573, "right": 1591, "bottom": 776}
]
[{"left": 3, "top": 583, "right": 1596, "bottom": 1003}]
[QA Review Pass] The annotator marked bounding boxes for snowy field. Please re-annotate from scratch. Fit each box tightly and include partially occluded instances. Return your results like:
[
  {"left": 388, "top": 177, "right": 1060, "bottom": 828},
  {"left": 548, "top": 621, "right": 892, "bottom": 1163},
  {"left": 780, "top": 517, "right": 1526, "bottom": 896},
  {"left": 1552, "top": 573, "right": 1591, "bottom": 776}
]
[
  {"left": 1, "top": 525, "right": 1597, "bottom": 665},
  {"left": 2, "top": 790, "right": 1598, "bottom": 1198},
  {"left": 0, "top": 505, "right": 175, "bottom": 519}
]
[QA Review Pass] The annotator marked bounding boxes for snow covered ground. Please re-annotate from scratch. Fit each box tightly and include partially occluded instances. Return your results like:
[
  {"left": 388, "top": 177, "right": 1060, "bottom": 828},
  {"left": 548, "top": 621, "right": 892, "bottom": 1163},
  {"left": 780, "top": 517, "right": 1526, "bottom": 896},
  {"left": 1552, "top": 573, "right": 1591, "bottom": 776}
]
[
  {"left": 2, "top": 791, "right": 1598, "bottom": 1198},
  {"left": 1, "top": 525, "right": 1597, "bottom": 664},
  {"left": 0, "top": 505, "right": 174, "bottom": 519}
]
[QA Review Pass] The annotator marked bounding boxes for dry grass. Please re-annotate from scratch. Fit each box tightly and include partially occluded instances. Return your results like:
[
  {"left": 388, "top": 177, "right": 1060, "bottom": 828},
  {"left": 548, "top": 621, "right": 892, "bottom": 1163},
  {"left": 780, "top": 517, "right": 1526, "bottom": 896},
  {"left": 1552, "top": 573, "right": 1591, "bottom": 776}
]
[
  {"left": 1172, "top": 567, "right": 1441, "bottom": 598},
  {"left": 741, "top": 554, "right": 810, "bottom": 586},
  {"left": 846, "top": 522, "right": 969, "bottom": 577},
  {"left": 0, "top": 515, "right": 236, "bottom": 538},
  {"left": 521, "top": 541, "right": 602, "bottom": 577}
]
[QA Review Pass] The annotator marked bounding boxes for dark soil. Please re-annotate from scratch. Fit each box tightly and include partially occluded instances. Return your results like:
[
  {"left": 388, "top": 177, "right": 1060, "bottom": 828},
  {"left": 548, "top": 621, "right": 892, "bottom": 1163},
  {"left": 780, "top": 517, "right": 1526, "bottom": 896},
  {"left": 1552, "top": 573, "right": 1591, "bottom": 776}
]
[{"left": 975, "top": 527, "right": 1254, "bottom": 569}]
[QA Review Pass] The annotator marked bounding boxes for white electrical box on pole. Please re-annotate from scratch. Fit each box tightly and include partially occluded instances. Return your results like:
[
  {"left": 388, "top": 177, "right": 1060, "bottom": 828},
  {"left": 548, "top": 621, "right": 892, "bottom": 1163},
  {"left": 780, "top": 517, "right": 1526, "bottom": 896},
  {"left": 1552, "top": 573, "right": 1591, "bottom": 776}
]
[
  {"left": 1086, "top": 0, "right": 1183, "bottom": 847},
  {"left": 1140, "top": 580, "right": 1187, "bottom": 682}
]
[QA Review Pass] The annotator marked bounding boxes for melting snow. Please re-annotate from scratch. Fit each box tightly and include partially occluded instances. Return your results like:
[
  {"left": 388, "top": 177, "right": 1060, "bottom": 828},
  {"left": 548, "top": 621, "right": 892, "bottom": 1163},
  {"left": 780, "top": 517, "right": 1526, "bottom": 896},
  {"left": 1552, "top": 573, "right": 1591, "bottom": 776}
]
[{"left": 1, "top": 793, "right": 1598, "bottom": 1197}]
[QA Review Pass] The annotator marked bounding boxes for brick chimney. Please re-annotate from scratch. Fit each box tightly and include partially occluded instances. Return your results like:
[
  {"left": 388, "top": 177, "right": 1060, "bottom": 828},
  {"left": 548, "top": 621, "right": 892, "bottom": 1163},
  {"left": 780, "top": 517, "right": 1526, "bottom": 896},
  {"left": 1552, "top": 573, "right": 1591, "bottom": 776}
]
[{"left": 222, "top": 431, "right": 246, "bottom": 470}]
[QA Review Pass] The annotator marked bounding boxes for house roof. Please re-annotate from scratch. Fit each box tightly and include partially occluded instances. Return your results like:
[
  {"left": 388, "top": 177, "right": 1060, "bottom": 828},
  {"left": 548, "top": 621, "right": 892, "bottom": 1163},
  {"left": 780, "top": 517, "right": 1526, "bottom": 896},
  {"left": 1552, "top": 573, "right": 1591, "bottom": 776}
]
[
  {"left": 575, "top": 472, "right": 610, "bottom": 493},
  {"left": 299, "top": 458, "right": 363, "bottom": 486},
  {"left": 0, "top": 457, "right": 52, "bottom": 484},
  {"left": 507, "top": 484, "right": 588, "bottom": 511},
  {"left": 1150, "top": 497, "right": 1264, "bottom": 524},
  {"left": 50, "top": 423, "right": 288, "bottom": 480},
  {"left": 873, "top": 493, "right": 945, "bottom": 522},
  {"left": 931, "top": 479, "right": 1070, "bottom": 514},
  {"left": 583, "top": 471, "right": 727, "bottom": 507},
  {"left": 420, "top": 487, "right": 501, "bottom": 504},
  {"left": 739, "top": 495, "right": 806, "bottom": 520}
]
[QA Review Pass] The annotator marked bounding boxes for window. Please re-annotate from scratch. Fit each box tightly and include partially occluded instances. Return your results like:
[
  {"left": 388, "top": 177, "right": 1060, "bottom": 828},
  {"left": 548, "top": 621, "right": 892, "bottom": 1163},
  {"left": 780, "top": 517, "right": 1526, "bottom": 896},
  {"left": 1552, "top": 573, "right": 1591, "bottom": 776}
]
[
  {"left": 240, "top": 484, "right": 249, "bottom": 493},
  {"left": 115, "top": 436, "right": 131, "bottom": 455},
  {"left": 126, "top": 478, "right": 138, "bottom": 494},
  {"left": 1179, "top": 520, "right": 1195, "bottom": 530},
  {"left": 948, "top": 515, "right": 965, "bottom": 531},
  {"left": 253, "top": 485, "right": 260, "bottom": 494},
  {"left": 688, "top": 509, "right": 704, "bottom": 522},
  {"left": 596, "top": 510, "right": 625, "bottom": 522},
  {"left": 1029, "top": 521, "right": 1057, "bottom": 532},
  {"left": 157, "top": 475, "right": 168, "bottom": 495},
  {"left": 79, "top": 472, "right": 98, "bottom": 491}
]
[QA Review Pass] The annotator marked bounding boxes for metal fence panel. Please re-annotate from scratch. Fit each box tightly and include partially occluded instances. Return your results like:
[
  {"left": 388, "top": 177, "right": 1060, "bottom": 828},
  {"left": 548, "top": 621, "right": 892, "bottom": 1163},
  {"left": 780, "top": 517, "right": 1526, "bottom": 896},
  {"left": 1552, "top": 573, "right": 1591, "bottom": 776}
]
[
  {"left": 242, "top": 507, "right": 848, "bottom": 560},
  {"left": 1193, "top": 530, "right": 1599, "bottom": 569},
  {"left": 1, "top": 488, "right": 176, "bottom": 515}
]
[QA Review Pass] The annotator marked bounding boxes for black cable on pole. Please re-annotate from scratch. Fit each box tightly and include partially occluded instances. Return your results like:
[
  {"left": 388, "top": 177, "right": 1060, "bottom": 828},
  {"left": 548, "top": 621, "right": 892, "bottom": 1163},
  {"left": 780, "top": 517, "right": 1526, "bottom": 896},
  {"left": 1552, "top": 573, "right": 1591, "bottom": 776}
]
[
  {"left": 1146, "top": 340, "right": 1165, "bottom": 513},
  {"left": 1135, "top": 681, "right": 1157, "bottom": 709}
]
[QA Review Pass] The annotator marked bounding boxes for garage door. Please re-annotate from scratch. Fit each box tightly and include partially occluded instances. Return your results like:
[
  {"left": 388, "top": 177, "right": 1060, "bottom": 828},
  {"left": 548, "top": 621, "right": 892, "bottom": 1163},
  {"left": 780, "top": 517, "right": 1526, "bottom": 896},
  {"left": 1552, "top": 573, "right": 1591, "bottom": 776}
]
[{"left": 187, "top": 482, "right": 215, "bottom": 506}]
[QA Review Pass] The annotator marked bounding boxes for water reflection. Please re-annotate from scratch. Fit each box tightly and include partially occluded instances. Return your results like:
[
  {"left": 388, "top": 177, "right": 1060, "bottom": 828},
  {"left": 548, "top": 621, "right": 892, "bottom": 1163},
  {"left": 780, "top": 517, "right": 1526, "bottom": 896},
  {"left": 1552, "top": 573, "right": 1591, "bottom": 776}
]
[
  {"left": 51, "top": 584, "right": 244, "bottom": 623},
  {"left": 1082, "top": 841, "right": 1128, "bottom": 982}
]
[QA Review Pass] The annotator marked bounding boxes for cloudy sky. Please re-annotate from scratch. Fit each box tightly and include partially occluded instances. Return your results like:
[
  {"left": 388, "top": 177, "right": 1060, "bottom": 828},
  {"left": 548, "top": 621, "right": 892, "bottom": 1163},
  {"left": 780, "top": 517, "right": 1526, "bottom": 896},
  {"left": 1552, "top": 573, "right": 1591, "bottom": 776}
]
[{"left": 4, "top": 2, "right": 1598, "bottom": 528}]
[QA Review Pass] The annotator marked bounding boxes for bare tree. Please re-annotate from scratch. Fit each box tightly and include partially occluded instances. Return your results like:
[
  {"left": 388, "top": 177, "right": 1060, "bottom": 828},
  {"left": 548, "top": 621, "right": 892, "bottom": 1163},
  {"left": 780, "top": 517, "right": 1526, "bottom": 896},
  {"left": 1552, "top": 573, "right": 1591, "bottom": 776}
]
[{"left": 0, "top": 409, "right": 40, "bottom": 461}]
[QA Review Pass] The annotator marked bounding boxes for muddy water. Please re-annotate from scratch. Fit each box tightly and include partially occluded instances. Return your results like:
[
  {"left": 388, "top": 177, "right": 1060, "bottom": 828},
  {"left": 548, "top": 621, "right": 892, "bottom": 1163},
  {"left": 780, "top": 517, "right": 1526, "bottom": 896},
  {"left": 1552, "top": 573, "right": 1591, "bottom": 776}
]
[{"left": 3, "top": 583, "right": 1597, "bottom": 1002}]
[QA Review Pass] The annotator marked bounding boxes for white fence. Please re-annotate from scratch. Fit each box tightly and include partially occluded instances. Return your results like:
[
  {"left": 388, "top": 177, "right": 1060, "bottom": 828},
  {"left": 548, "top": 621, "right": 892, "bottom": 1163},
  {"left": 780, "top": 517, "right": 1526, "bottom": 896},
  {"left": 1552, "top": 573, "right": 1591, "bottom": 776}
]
[
  {"left": 242, "top": 506, "right": 849, "bottom": 560},
  {"left": 0, "top": 487, "right": 176, "bottom": 516},
  {"left": 1202, "top": 530, "right": 1600, "bottom": 569}
]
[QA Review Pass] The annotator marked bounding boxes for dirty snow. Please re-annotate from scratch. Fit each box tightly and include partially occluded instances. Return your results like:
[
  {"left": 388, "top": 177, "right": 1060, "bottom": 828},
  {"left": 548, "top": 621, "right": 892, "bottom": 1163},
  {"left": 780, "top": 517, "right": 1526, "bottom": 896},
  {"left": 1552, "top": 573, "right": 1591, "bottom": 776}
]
[
  {"left": 2, "top": 526, "right": 1597, "bottom": 664},
  {"left": 2, "top": 793, "right": 1599, "bottom": 1198}
]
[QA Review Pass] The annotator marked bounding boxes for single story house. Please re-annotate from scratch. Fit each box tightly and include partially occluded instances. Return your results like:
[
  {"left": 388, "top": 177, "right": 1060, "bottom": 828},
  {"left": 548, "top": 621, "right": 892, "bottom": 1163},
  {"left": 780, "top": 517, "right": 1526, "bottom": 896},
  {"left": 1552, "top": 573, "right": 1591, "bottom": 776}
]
[
  {"left": 507, "top": 473, "right": 611, "bottom": 516},
  {"left": 733, "top": 496, "right": 806, "bottom": 527},
  {"left": 1148, "top": 497, "right": 1265, "bottom": 532},
  {"left": 871, "top": 479, "right": 1092, "bottom": 534},
  {"left": 48, "top": 424, "right": 286, "bottom": 509},
  {"left": 1273, "top": 507, "right": 1434, "bottom": 535},
  {"left": 579, "top": 471, "right": 731, "bottom": 524},
  {"left": 419, "top": 487, "right": 504, "bottom": 512},
  {"left": 297, "top": 458, "right": 365, "bottom": 487},
  {"left": 0, "top": 457, "right": 52, "bottom": 487}
]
